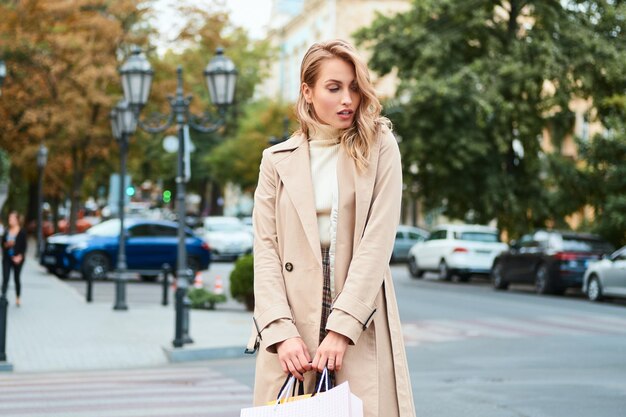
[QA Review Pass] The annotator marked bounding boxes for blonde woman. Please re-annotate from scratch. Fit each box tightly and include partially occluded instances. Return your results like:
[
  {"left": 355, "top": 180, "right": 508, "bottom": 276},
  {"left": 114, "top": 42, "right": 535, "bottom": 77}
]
[{"left": 247, "top": 39, "right": 416, "bottom": 417}]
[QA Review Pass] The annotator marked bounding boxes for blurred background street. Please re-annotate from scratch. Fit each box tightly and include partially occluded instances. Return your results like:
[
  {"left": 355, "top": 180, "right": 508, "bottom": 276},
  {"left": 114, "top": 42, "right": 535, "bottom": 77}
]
[
  {"left": 1, "top": 0, "right": 625, "bottom": 416},
  {"left": 1, "top": 260, "right": 625, "bottom": 416}
]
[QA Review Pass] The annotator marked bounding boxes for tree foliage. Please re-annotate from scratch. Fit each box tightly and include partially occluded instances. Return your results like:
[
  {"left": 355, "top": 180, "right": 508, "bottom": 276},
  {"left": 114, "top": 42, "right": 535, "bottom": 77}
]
[
  {"left": 0, "top": 0, "right": 151, "bottom": 225},
  {"left": 205, "top": 100, "right": 296, "bottom": 191},
  {"left": 356, "top": 0, "right": 626, "bottom": 239}
]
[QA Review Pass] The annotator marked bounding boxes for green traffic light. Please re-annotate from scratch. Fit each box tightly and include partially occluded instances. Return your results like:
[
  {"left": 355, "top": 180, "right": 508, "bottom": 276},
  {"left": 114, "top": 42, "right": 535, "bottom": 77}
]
[
  {"left": 126, "top": 186, "right": 135, "bottom": 196},
  {"left": 163, "top": 190, "right": 171, "bottom": 203}
]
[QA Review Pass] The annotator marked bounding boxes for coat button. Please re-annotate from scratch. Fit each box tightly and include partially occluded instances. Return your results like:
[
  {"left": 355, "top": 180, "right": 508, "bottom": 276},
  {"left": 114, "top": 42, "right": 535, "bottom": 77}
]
[{"left": 285, "top": 262, "right": 293, "bottom": 272}]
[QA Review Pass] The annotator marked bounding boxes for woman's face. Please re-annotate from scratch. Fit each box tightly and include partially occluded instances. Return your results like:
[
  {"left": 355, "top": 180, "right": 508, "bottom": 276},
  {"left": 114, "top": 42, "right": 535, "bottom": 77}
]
[
  {"left": 302, "top": 57, "right": 361, "bottom": 130},
  {"left": 8, "top": 213, "right": 18, "bottom": 227}
]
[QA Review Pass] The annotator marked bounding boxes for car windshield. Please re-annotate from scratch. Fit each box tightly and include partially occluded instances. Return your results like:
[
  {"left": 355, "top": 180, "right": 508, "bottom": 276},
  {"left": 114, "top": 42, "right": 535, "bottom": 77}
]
[
  {"left": 206, "top": 222, "right": 243, "bottom": 232},
  {"left": 86, "top": 220, "right": 120, "bottom": 237},
  {"left": 455, "top": 232, "right": 500, "bottom": 242},
  {"left": 561, "top": 237, "right": 613, "bottom": 252}
]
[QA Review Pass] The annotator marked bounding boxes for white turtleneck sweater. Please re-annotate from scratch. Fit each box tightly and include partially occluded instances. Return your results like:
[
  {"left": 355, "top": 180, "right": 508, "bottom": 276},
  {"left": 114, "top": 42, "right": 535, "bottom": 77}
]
[{"left": 308, "top": 124, "right": 341, "bottom": 248}]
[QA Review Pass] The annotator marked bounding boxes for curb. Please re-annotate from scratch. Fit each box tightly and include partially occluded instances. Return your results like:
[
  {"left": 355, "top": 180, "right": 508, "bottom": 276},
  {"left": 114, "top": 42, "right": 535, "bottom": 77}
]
[
  {"left": 163, "top": 345, "right": 251, "bottom": 363},
  {"left": 0, "top": 361, "right": 13, "bottom": 372}
]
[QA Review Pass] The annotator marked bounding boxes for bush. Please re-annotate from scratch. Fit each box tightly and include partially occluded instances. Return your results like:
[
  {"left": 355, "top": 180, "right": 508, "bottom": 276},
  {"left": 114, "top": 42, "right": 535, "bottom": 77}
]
[
  {"left": 230, "top": 254, "right": 254, "bottom": 311},
  {"left": 187, "top": 287, "right": 227, "bottom": 310}
]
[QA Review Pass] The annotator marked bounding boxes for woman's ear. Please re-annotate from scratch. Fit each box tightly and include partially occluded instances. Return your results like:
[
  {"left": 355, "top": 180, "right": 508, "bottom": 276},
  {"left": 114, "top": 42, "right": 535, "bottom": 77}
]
[{"left": 301, "top": 83, "right": 312, "bottom": 103}]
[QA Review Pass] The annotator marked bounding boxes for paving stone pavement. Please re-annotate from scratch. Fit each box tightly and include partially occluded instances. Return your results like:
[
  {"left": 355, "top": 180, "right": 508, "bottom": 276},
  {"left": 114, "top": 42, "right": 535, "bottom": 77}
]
[{"left": 1, "top": 252, "right": 253, "bottom": 373}]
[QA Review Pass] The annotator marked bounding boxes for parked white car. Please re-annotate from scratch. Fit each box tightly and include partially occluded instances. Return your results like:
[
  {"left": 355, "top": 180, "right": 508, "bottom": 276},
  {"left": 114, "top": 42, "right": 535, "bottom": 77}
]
[
  {"left": 582, "top": 245, "right": 626, "bottom": 302},
  {"left": 200, "top": 216, "right": 253, "bottom": 261},
  {"left": 407, "top": 224, "right": 508, "bottom": 281}
]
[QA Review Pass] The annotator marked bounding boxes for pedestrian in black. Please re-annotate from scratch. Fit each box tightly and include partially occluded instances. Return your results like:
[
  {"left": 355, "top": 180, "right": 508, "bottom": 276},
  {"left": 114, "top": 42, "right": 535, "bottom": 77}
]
[{"left": 2, "top": 211, "right": 27, "bottom": 306}]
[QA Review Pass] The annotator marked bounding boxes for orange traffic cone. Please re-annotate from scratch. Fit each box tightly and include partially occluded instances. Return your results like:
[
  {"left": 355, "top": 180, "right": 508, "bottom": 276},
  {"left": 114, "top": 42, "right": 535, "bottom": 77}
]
[
  {"left": 213, "top": 275, "right": 224, "bottom": 295},
  {"left": 193, "top": 272, "right": 204, "bottom": 289}
]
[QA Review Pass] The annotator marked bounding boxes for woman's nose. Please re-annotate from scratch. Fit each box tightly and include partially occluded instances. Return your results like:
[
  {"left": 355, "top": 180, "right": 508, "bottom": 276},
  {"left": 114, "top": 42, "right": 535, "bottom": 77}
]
[{"left": 341, "top": 90, "right": 352, "bottom": 105}]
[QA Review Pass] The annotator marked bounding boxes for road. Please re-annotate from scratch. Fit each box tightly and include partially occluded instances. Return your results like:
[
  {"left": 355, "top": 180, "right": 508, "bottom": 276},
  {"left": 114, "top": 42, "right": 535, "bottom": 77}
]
[{"left": 5, "top": 262, "right": 626, "bottom": 417}]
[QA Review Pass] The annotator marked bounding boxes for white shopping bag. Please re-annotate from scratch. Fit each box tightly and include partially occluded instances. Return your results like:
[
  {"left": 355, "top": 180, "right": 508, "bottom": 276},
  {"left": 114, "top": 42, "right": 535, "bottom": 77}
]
[{"left": 240, "top": 381, "right": 363, "bottom": 417}]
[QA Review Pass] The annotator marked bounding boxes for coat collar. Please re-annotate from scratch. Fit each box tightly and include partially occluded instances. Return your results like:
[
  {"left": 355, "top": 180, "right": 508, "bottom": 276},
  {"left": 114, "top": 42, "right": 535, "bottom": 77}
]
[{"left": 268, "top": 132, "right": 380, "bottom": 265}]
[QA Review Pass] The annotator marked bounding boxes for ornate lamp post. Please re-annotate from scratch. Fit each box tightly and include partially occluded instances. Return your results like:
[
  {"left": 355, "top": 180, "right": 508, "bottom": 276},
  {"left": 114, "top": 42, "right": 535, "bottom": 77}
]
[
  {"left": 0, "top": 59, "right": 6, "bottom": 96},
  {"left": 109, "top": 99, "right": 137, "bottom": 311},
  {"left": 118, "top": 47, "right": 237, "bottom": 347},
  {"left": 36, "top": 144, "right": 48, "bottom": 259}
]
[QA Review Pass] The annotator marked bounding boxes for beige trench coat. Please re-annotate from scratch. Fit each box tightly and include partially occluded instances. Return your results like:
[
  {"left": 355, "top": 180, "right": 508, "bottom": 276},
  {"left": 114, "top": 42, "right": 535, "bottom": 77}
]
[{"left": 247, "top": 125, "right": 416, "bottom": 417}]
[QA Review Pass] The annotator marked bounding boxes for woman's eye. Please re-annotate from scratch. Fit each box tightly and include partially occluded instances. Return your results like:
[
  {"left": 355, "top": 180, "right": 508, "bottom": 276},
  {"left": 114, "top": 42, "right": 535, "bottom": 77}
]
[
  {"left": 328, "top": 87, "right": 339, "bottom": 92},
  {"left": 350, "top": 85, "right": 359, "bottom": 92}
]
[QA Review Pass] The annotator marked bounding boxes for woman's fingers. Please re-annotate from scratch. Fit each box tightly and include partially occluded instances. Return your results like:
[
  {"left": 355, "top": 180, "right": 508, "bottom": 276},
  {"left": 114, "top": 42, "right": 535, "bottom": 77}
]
[
  {"left": 334, "top": 352, "right": 343, "bottom": 371},
  {"left": 286, "top": 358, "right": 304, "bottom": 380}
]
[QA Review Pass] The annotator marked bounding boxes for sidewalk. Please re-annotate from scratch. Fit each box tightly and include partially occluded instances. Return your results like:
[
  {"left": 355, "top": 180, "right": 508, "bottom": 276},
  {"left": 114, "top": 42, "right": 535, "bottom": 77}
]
[{"left": 2, "top": 255, "right": 253, "bottom": 373}]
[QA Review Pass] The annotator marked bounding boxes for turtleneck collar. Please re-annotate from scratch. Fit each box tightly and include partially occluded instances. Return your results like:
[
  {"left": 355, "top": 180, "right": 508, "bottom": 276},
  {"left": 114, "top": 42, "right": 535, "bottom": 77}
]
[{"left": 308, "top": 122, "right": 341, "bottom": 144}]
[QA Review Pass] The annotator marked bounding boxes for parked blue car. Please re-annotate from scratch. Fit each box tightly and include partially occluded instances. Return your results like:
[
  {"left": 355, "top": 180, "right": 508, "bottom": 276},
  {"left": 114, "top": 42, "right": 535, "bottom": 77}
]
[{"left": 40, "top": 218, "right": 211, "bottom": 280}]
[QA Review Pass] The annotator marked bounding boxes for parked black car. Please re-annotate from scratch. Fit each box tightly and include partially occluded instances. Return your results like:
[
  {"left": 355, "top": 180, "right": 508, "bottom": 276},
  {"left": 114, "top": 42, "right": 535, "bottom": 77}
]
[{"left": 491, "top": 230, "right": 613, "bottom": 295}]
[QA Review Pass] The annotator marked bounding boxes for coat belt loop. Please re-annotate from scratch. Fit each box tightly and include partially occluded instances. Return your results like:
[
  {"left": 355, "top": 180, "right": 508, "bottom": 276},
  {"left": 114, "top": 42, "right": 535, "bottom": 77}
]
[
  {"left": 244, "top": 317, "right": 263, "bottom": 355},
  {"left": 253, "top": 316, "right": 263, "bottom": 340},
  {"left": 362, "top": 308, "right": 377, "bottom": 330}
]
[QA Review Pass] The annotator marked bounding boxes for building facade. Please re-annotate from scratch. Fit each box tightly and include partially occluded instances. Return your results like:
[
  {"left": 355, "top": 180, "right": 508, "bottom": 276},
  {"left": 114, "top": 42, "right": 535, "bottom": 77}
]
[{"left": 261, "top": 0, "right": 411, "bottom": 102}]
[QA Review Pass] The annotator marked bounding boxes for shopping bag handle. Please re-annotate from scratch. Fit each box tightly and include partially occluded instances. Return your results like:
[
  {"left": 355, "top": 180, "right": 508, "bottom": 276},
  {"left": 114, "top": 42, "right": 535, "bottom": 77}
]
[
  {"left": 314, "top": 367, "right": 332, "bottom": 395},
  {"left": 276, "top": 374, "right": 305, "bottom": 403}
]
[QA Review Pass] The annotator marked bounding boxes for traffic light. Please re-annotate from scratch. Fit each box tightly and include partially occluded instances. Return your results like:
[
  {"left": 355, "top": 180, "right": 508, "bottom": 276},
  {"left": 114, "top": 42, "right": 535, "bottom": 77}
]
[
  {"left": 163, "top": 190, "right": 172, "bottom": 203},
  {"left": 126, "top": 185, "right": 135, "bottom": 197}
]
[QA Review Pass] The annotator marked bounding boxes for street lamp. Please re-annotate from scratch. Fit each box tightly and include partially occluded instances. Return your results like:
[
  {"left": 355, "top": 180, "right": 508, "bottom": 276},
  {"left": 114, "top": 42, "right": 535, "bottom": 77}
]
[
  {"left": 110, "top": 99, "right": 137, "bottom": 311},
  {"left": 119, "top": 47, "right": 237, "bottom": 347},
  {"left": 36, "top": 144, "right": 48, "bottom": 259},
  {"left": 0, "top": 59, "right": 6, "bottom": 96}
]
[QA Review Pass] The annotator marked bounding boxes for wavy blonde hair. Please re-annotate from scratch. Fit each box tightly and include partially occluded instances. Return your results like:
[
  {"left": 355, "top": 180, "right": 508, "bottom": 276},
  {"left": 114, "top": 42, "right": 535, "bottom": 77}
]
[{"left": 295, "top": 39, "right": 390, "bottom": 170}]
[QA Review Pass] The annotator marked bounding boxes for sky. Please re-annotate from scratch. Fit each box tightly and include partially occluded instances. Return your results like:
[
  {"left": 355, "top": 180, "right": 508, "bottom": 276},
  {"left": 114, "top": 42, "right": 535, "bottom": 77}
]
[{"left": 151, "top": 0, "right": 273, "bottom": 52}]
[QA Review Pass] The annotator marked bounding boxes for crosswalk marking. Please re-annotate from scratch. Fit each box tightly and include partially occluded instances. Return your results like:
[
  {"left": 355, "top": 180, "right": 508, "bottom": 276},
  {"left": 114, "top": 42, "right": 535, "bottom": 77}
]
[
  {"left": 0, "top": 366, "right": 252, "bottom": 417},
  {"left": 402, "top": 314, "right": 626, "bottom": 347}
]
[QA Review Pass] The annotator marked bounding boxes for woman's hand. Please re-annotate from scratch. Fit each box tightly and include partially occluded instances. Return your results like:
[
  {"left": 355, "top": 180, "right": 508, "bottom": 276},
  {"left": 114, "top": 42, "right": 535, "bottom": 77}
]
[
  {"left": 276, "top": 337, "right": 312, "bottom": 381},
  {"left": 12, "top": 254, "right": 23, "bottom": 264},
  {"left": 312, "top": 331, "right": 349, "bottom": 372}
]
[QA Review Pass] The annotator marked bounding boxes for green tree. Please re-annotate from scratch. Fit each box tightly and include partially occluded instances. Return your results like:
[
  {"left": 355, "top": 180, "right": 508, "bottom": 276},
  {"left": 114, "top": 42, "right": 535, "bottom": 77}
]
[
  {"left": 356, "top": 0, "right": 626, "bottom": 238},
  {"left": 205, "top": 100, "right": 296, "bottom": 191}
]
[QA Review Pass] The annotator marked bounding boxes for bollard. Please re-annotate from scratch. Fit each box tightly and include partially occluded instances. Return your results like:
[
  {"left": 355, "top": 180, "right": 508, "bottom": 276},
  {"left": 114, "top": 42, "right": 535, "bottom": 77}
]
[
  {"left": 0, "top": 295, "right": 7, "bottom": 361},
  {"left": 172, "top": 268, "right": 194, "bottom": 348},
  {"left": 182, "top": 268, "right": 194, "bottom": 344},
  {"left": 173, "top": 285, "right": 186, "bottom": 348},
  {"left": 86, "top": 272, "right": 93, "bottom": 303},
  {"left": 161, "top": 264, "right": 171, "bottom": 306},
  {"left": 0, "top": 294, "right": 13, "bottom": 371}
]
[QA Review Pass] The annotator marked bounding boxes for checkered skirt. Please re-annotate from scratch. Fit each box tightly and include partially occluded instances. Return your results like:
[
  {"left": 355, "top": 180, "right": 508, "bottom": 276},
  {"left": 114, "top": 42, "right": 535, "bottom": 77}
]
[{"left": 320, "top": 247, "right": 332, "bottom": 343}]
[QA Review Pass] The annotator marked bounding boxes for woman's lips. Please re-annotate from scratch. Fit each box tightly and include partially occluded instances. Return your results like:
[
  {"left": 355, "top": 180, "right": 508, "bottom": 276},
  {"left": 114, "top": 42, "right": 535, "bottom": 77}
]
[{"left": 337, "top": 109, "right": 354, "bottom": 120}]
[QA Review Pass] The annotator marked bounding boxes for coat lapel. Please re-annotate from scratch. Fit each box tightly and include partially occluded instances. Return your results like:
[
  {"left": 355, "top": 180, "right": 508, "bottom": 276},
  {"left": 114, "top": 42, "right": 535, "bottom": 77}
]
[
  {"left": 334, "top": 137, "right": 381, "bottom": 290},
  {"left": 271, "top": 135, "right": 322, "bottom": 265}
]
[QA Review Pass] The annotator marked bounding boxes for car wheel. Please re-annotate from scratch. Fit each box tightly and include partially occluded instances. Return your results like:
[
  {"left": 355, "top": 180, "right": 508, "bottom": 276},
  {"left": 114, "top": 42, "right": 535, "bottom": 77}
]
[
  {"left": 587, "top": 275, "right": 603, "bottom": 302},
  {"left": 491, "top": 262, "right": 509, "bottom": 290},
  {"left": 457, "top": 274, "right": 471, "bottom": 283},
  {"left": 82, "top": 252, "right": 111, "bottom": 280},
  {"left": 53, "top": 268, "right": 70, "bottom": 279},
  {"left": 408, "top": 256, "right": 424, "bottom": 279},
  {"left": 438, "top": 260, "right": 451, "bottom": 281},
  {"left": 534, "top": 264, "right": 554, "bottom": 295},
  {"left": 187, "top": 256, "right": 201, "bottom": 274}
]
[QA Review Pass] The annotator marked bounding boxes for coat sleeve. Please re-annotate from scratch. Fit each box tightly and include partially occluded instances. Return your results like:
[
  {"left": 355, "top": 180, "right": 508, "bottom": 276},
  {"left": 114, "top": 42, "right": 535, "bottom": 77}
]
[
  {"left": 16, "top": 230, "right": 28, "bottom": 255},
  {"left": 252, "top": 149, "right": 301, "bottom": 353},
  {"left": 325, "top": 129, "right": 402, "bottom": 344}
]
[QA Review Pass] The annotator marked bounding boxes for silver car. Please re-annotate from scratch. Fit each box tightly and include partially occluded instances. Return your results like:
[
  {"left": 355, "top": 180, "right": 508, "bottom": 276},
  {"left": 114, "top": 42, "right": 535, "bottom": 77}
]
[{"left": 583, "top": 246, "right": 626, "bottom": 302}]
